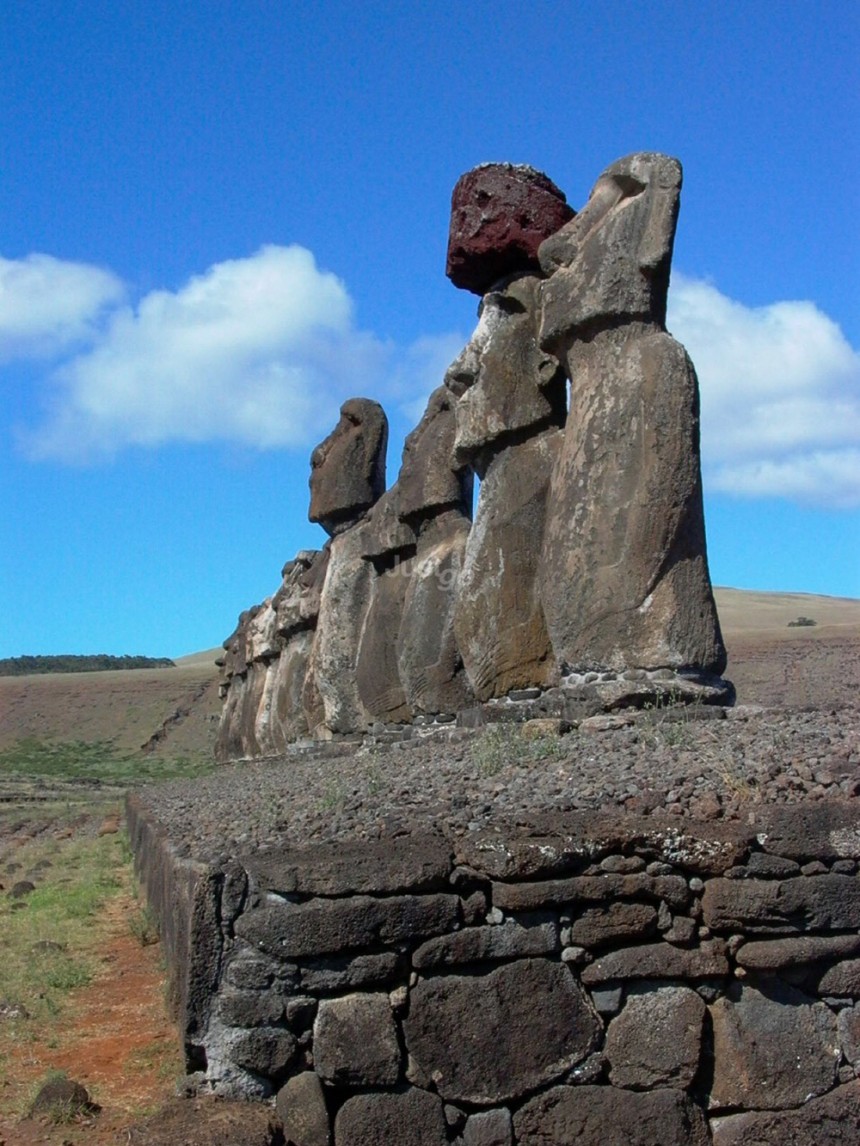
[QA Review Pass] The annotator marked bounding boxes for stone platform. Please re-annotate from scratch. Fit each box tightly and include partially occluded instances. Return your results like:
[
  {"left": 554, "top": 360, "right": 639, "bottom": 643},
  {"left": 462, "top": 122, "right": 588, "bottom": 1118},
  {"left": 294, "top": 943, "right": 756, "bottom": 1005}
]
[{"left": 128, "top": 784, "right": 860, "bottom": 1145}]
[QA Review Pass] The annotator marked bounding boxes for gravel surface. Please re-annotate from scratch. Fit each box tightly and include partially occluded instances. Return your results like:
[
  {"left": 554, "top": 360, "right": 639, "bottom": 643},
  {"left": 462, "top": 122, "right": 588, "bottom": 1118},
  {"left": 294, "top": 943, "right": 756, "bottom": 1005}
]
[{"left": 136, "top": 703, "right": 860, "bottom": 864}]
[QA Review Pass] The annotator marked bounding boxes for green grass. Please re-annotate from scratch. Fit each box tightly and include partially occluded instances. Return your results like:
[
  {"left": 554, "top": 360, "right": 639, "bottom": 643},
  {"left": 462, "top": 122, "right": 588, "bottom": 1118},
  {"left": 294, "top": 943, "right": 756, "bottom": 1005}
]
[
  {"left": 0, "top": 831, "right": 127, "bottom": 1027},
  {"left": 0, "top": 737, "right": 217, "bottom": 787},
  {"left": 471, "top": 724, "right": 569, "bottom": 776}
]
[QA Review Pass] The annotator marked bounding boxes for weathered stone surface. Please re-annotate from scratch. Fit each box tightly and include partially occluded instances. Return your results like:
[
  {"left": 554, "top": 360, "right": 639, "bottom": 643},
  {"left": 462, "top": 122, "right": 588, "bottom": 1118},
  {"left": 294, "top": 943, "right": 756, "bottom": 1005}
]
[
  {"left": 412, "top": 912, "right": 558, "bottom": 969},
  {"left": 711, "top": 1081, "right": 860, "bottom": 1146},
  {"left": 513, "top": 1085, "right": 710, "bottom": 1146},
  {"left": 296, "top": 952, "right": 399, "bottom": 993},
  {"left": 234, "top": 893, "right": 459, "bottom": 959},
  {"left": 537, "top": 153, "right": 725, "bottom": 678},
  {"left": 446, "top": 163, "right": 574, "bottom": 295},
  {"left": 838, "top": 1004, "right": 860, "bottom": 1066},
  {"left": 703, "top": 875, "right": 860, "bottom": 933},
  {"left": 447, "top": 276, "right": 566, "bottom": 467},
  {"left": 818, "top": 958, "right": 860, "bottom": 997},
  {"left": 397, "top": 386, "right": 472, "bottom": 524},
  {"left": 243, "top": 833, "right": 452, "bottom": 897},
  {"left": 492, "top": 872, "right": 689, "bottom": 913},
  {"left": 356, "top": 585, "right": 412, "bottom": 729},
  {"left": 223, "top": 956, "right": 274, "bottom": 991},
  {"left": 581, "top": 939, "right": 728, "bottom": 984},
  {"left": 539, "top": 152, "right": 681, "bottom": 334},
  {"left": 445, "top": 274, "right": 564, "bottom": 700},
  {"left": 383, "top": 386, "right": 474, "bottom": 716},
  {"left": 270, "top": 629, "right": 314, "bottom": 745},
  {"left": 540, "top": 328, "right": 726, "bottom": 676},
  {"left": 275, "top": 1071, "right": 330, "bottom": 1146},
  {"left": 335, "top": 1089, "right": 448, "bottom": 1146},
  {"left": 454, "top": 431, "right": 562, "bottom": 700},
  {"left": 397, "top": 510, "right": 474, "bottom": 715},
  {"left": 569, "top": 902, "right": 658, "bottom": 948},
  {"left": 217, "top": 987, "right": 285, "bottom": 1028},
  {"left": 709, "top": 980, "right": 838, "bottom": 1110},
  {"left": 273, "top": 550, "right": 327, "bottom": 638},
  {"left": 455, "top": 812, "right": 750, "bottom": 880},
  {"left": 303, "top": 523, "right": 375, "bottom": 735},
  {"left": 403, "top": 958, "right": 600, "bottom": 1104},
  {"left": 356, "top": 556, "right": 413, "bottom": 722},
  {"left": 605, "top": 984, "right": 705, "bottom": 1090},
  {"left": 461, "top": 1107, "right": 513, "bottom": 1146},
  {"left": 229, "top": 1026, "right": 297, "bottom": 1078},
  {"left": 744, "top": 850, "right": 802, "bottom": 878},
  {"left": 308, "top": 398, "right": 387, "bottom": 536},
  {"left": 736, "top": 933, "right": 860, "bottom": 970},
  {"left": 755, "top": 802, "right": 860, "bottom": 862},
  {"left": 313, "top": 993, "right": 400, "bottom": 1087}
]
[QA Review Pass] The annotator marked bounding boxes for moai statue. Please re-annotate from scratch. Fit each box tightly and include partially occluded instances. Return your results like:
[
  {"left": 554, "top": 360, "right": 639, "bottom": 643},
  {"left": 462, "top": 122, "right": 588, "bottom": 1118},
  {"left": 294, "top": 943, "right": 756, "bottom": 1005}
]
[
  {"left": 444, "top": 163, "right": 573, "bottom": 700},
  {"left": 267, "top": 548, "right": 329, "bottom": 750},
  {"left": 302, "top": 398, "right": 388, "bottom": 736},
  {"left": 445, "top": 274, "right": 567, "bottom": 699},
  {"left": 215, "top": 604, "right": 261, "bottom": 762},
  {"left": 537, "top": 153, "right": 727, "bottom": 691},
  {"left": 355, "top": 488, "right": 417, "bottom": 724},
  {"left": 394, "top": 386, "right": 475, "bottom": 716}
]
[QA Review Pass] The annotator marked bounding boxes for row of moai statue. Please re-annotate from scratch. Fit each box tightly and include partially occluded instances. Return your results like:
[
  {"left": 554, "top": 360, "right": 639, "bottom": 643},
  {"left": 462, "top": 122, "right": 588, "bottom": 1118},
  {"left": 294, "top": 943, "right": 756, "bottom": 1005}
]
[{"left": 217, "top": 153, "right": 730, "bottom": 760}]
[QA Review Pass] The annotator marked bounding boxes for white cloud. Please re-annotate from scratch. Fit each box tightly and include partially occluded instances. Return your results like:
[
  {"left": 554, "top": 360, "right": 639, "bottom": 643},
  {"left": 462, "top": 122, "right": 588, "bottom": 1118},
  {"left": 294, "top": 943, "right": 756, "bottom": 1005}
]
[
  {"left": 668, "top": 274, "right": 860, "bottom": 508},
  {"left": 0, "top": 253, "right": 125, "bottom": 362},
  {"left": 14, "top": 245, "right": 858, "bottom": 512},
  {"left": 22, "top": 245, "right": 394, "bottom": 460},
  {"left": 391, "top": 332, "right": 469, "bottom": 426}
]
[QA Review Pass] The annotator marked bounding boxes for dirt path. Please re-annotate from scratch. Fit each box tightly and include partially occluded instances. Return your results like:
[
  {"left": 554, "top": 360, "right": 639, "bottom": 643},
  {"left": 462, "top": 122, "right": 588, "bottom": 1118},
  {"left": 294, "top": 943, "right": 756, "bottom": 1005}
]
[{"left": 0, "top": 893, "right": 182, "bottom": 1146}]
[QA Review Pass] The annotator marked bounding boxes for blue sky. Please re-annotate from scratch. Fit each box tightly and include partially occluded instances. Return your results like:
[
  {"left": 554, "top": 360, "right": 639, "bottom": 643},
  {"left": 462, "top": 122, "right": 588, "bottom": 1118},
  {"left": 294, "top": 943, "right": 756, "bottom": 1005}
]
[{"left": 2, "top": 1, "right": 858, "bottom": 658}]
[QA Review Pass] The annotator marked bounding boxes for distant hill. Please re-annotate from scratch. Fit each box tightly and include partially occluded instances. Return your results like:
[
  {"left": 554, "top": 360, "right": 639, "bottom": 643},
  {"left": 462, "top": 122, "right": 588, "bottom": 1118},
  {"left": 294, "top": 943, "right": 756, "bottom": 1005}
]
[
  {"left": 0, "top": 654, "right": 176, "bottom": 677},
  {"left": 0, "top": 588, "right": 856, "bottom": 757},
  {"left": 713, "top": 587, "right": 860, "bottom": 637}
]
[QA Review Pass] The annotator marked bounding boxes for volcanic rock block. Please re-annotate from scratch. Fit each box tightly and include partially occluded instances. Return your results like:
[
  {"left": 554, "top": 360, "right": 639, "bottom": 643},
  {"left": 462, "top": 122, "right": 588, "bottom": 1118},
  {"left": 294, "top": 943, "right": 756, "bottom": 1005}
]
[
  {"left": 403, "top": 958, "right": 600, "bottom": 1105},
  {"left": 447, "top": 163, "right": 574, "bottom": 295},
  {"left": 308, "top": 398, "right": 387, "bottom": 536},
  {"left": 605, "top": 984, "right": 705, "bottom": 1090},
  {"left": 335, "top": 1090, "right": 448, "bottom": 1146},
  {"left": 234, "top": 893, "right": 459, "bottom": 959},
  {"left": 709, "top": 980, "right": 838, "bottom": 1110},
  {"left": 513, "top": 1085, "right": 710, "bottom": 1146},
  {"left": 710, "top": 1081, "right": 860, "bottom": 1146},
  {"left": 275, "top": 1072, "right": 330, "bottom": 1146},
  {"left": 313, "top": 993, "right": 401, "bottom": 1087},
  {"left": 537, "top": 152, "right": 726, "bottom": 678}
]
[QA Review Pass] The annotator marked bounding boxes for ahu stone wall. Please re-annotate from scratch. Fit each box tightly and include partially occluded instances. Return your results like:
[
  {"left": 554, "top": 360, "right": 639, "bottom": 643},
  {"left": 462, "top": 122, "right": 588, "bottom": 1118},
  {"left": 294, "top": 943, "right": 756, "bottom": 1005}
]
[{"left": 126, "top": 795, "right": 860, "bottom": 1144}]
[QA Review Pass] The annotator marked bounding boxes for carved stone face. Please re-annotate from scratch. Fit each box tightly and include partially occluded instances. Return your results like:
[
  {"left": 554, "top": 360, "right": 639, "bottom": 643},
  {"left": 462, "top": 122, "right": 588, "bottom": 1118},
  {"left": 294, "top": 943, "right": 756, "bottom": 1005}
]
[
  {"left": 308, "top": 398, "right": 388, "bottom": 536},
  {"left": 538, "top": 152, "right": 683, "bottom": 350},
  {"left": 396, "top": 386, "right": 472, "bottom": 523},
  {"left": 444, "top": 275, "right": 566, "bottom": 474}
]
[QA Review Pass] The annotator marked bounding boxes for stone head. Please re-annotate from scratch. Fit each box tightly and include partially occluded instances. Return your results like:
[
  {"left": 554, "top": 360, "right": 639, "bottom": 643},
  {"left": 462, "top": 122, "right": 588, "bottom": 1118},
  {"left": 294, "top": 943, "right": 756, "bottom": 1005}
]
[
  {"left": 396, "top": 386, "right": 473, "bottom": 524},
  {"left": 444, "top": 275, "right": 566, "bottom": 474},
  {"left": 538, "top": 152, "right": 683, "bottom": 350},
  {"left": 308, "top": 398, "right": 388, "bottom": 536}
]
